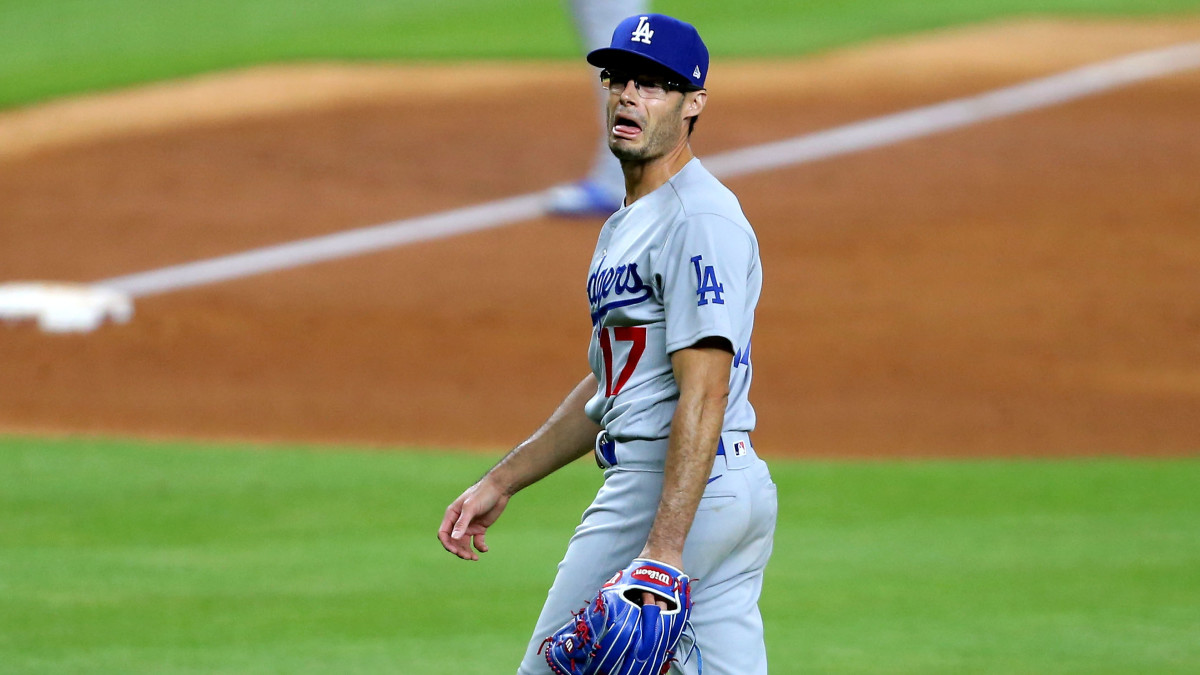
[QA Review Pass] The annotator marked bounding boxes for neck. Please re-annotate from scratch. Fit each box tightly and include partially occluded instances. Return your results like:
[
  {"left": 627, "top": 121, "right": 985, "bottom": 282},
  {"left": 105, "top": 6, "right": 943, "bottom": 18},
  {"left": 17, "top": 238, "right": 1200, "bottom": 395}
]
[{"left": 620, "top": 139, "right": 694, "bottom": 206}]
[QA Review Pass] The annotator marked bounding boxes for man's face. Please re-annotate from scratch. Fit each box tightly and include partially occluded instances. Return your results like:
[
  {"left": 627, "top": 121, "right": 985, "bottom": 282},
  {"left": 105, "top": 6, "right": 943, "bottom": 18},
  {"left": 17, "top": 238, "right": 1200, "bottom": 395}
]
[{"left": 602, "top": 70, "right": 697, "bottom": 162}]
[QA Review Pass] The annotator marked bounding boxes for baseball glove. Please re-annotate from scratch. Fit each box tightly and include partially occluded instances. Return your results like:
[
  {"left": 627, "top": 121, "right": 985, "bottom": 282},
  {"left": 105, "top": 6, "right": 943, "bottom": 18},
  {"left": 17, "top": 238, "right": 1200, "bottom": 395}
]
[{"left": 541, "top": 558, "right": 701, "bottom": 675}]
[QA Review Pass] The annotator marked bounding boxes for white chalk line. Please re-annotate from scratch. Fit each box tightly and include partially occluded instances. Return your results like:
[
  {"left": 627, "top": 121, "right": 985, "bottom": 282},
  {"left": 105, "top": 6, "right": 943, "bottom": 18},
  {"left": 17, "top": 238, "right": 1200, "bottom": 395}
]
[{"left": 97, "top": 41, "right": 1200, "bottom": 298}]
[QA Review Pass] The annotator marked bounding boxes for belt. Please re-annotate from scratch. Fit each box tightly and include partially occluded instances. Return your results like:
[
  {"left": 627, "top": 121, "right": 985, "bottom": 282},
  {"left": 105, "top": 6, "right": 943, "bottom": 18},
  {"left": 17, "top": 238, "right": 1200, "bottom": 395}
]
[{"left": 594, "top": 430, "right": 756, "bottom": 471}]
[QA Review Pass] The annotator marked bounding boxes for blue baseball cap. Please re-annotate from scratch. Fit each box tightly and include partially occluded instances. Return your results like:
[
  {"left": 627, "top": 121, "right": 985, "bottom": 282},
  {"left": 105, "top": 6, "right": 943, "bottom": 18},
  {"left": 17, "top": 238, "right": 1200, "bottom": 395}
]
[{"left": 587, "top": 14, "right": 709, "bottom": 89}]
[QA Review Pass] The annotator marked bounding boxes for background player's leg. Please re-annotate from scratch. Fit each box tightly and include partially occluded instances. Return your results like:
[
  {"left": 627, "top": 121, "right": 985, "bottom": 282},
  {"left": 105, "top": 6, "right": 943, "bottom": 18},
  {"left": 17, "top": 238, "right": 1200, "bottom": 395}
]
[{"left": 549, "top": 0, "right": 648, "bottom": 216}]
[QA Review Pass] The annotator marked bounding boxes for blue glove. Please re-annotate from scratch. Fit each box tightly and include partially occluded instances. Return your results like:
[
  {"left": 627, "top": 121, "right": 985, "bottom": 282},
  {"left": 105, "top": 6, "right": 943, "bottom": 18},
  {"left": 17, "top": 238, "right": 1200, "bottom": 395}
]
[{"left": 541, "top": 558, "right": 701, "bottom": 675}]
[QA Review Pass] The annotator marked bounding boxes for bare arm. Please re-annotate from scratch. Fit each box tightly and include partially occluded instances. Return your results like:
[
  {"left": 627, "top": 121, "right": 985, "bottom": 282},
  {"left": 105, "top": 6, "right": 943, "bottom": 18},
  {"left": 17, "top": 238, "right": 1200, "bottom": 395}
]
[
  {"left": 639, "top": 338, "right": 732, "bottom": 572},
  {"left": 438, "top": 374, "right": 601, "bottom": 560}
]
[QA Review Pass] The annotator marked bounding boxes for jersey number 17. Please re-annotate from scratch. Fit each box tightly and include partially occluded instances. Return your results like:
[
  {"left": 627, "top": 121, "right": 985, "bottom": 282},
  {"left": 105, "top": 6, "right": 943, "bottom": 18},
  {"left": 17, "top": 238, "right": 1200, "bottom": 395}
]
[{"left": 598, "top": 326, "right": 646, "bottom": 397}]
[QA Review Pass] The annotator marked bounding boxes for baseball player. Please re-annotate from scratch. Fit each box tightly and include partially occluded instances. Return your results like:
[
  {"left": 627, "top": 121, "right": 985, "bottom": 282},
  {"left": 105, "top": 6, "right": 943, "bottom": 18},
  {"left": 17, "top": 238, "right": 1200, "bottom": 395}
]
[
  {"left": 548, "top": 0, "right": 649, "bottom": 216},
  {"left": 439, "top": 14, "right": 777, "bottom": 675}
]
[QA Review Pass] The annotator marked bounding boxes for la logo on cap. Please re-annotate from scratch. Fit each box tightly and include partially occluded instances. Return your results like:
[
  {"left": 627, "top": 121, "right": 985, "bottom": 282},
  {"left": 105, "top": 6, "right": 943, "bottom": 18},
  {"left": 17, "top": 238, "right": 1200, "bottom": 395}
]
[
  {"left": 693, "top": 66, "right": 702, "bottom": 79},
  {"left": 631, "top": 16, "right": 654, "bottom": 44}
]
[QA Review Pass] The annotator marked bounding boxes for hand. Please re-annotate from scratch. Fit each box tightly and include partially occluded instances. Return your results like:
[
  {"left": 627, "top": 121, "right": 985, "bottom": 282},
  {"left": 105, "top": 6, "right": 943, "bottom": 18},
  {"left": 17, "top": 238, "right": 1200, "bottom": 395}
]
[{"left": 437, "top": 477, "right": 510, "bottom": 561}]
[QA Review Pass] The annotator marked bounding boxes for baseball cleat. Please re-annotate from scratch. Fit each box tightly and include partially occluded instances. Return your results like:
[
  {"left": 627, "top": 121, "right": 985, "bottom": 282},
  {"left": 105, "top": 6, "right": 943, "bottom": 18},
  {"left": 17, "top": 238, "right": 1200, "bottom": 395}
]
[{"left": 546, "top": 179, "right": 624, "bottom": 217}]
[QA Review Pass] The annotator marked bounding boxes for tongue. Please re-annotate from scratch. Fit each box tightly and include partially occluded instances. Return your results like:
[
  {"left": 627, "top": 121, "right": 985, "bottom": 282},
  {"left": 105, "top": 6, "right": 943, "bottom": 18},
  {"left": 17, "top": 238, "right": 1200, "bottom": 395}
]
[{"left": 614, "top": 124, "right": 641, "bottom": 138}]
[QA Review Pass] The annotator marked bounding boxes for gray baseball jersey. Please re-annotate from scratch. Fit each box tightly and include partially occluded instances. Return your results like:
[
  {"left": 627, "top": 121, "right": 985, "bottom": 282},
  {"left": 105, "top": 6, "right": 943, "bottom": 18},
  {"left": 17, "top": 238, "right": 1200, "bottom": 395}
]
[
  {"left": 584, "top": 156, "right": 760, "bottom": 443},
  {"left": 518, "top": 158, "right": 775, "bottom": 675}
]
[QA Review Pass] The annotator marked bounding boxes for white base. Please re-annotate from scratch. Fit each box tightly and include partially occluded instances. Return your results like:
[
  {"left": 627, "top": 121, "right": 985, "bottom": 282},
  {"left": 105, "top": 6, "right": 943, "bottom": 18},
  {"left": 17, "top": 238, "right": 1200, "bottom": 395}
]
[{"left": 0, "top": 282, "right": 134, "bottom": 333}]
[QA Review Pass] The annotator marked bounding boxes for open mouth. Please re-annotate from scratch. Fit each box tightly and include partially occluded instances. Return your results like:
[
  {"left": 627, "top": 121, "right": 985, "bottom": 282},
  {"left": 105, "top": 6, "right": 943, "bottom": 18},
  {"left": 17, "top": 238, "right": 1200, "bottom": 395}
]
[{"left": 612, "top": 113, "right": 643, "bottom": 140}]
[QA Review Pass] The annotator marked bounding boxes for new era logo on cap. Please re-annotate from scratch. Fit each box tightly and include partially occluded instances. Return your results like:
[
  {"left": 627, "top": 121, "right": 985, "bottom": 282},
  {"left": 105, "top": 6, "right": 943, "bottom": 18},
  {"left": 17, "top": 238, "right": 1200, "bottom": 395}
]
[{"left": 587, "top": 13, "right": 710, "bottom": 89}]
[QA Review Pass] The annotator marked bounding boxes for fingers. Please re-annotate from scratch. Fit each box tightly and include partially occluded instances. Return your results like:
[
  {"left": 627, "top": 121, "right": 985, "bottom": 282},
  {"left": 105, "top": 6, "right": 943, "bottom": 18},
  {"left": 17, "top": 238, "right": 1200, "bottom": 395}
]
[
  {"left": 437, "top": 480, "right": 508, "bottom": 561},
  {"left": 439, "top": 526, "right": 483, "bottom": 561},
  {"left": 451, "top": 507, "right": 471, "bottom": 540},
  {"left": 641, "top": 591, "right": 670, "bottom": 609},
  {"left": 438, "top": 527, "right": 473, "bottom": 560},
  {"left": 437, "top": 494, "right": 492, "bottom": 561},
  {"left": 437, "top": 501, "right": 462, "bottom": 542},
  {"left": 454, "top": 526, "right": 482, "bottom": 560},
  {"left": 438, "top": 497, "right": 481, "bottom": 560}
]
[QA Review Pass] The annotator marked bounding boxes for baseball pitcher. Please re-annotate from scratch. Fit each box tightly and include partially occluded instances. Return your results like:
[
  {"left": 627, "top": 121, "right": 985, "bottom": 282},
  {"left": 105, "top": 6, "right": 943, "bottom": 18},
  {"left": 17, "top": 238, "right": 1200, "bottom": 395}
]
[{"left": 439, "top": 14, "right": 777, "bottom": 675}]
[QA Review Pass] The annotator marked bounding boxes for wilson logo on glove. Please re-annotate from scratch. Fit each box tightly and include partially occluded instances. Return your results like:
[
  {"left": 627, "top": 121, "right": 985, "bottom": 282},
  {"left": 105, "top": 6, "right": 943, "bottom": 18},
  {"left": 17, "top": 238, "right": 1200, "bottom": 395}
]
[{"left": 631, "top": 567, "right": 671, "bottom": 587}]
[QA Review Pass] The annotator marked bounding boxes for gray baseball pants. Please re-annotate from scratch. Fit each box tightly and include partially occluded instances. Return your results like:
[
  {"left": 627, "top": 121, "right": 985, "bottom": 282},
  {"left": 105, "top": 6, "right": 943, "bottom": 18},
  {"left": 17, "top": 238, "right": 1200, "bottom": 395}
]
[{"left": 517, "top": 432, "right": 777, "bottom": 675}]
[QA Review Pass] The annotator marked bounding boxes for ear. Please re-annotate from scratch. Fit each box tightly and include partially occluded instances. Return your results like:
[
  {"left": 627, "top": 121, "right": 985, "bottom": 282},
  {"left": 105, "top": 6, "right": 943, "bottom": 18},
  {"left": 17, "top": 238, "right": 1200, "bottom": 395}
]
[{"left": 684, "top": 90, "right": 707, "bottom": 121}]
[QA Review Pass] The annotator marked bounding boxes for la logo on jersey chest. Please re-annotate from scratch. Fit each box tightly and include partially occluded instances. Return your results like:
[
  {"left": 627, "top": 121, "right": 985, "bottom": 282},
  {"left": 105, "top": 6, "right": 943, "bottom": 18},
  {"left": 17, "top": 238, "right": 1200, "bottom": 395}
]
[{"left": 631, "top": 16, "right": 654, "bottom": 44}]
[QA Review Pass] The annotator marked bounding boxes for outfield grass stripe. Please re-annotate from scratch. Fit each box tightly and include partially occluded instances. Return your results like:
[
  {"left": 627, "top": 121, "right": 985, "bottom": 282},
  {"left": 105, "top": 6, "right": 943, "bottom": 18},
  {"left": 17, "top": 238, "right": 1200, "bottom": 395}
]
[
  {"left": 93, "top": 40, "right": 1200, "bottom": 300},
  {"left": 2, "top": 435, "right": 1198, "bottom": 673},
  {"left": 4, "top": 1, "right": 1197, "bottom": 108}
]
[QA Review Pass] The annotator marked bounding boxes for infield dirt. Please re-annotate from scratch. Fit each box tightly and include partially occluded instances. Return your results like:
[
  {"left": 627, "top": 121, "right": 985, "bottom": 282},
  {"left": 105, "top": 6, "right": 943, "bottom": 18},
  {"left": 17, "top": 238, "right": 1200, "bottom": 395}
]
[{"left": 2, "top": 18, "right": 1199, "bottom": 457}]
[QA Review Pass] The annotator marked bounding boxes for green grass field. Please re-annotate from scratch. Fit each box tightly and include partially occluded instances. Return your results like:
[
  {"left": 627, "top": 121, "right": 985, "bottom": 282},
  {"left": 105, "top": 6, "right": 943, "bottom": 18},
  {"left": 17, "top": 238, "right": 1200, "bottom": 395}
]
[
  {"left": 4, "top": 1, "right": 1200, "bottom": 671},
  {"left": 2, "top": 435, "right": 1197, "bottom": 674},
  {"left": 1, "top": 0, "right": 1198, "bottom": 107}
]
